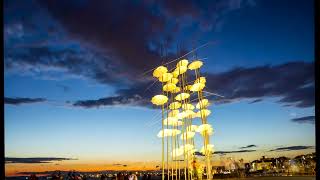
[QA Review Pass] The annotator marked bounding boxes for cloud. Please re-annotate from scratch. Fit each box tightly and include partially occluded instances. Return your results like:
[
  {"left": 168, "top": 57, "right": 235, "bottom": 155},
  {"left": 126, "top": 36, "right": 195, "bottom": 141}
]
[
  {"left": 269, "top": 146, "right": 314, "bottom": 152},
  {"left": 4, "top": 97, "right": 46, "bottom": 105},
  {"left": 248, "top": 99, "right": 262, "bottom": 104},
  {"left": 4, "top": 0, "right": 255, "bottom": 85},
  {"left": 214, "top": 149, "right": 256, "bottom": 154},
  {"left": 72, "top": 62, "right": 314, "bottom": 109},
  {"left": 206, "top": 62, "right": 314, "bottom": 108},
  {"left": 291, "top": 116, "right": 315, "bottom": 124},
  {"left": 73, "top": 94, "right": 146, "bottom": 108},
  {"left": 4, "top": 1, "right": 314, "bottom": 109},
  {"left": 195, "top": 149, "right": 256, "bottom": 156},
  {"left": 5, "top": 157, "right": 77, "bottom": 164},
  {"left": 239, "top": 144, "right": 257, "bottom": 149}
]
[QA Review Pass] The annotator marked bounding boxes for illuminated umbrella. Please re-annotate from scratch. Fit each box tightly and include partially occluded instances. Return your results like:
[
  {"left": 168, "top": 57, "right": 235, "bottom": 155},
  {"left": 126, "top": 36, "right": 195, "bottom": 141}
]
[
  {"left": 172, "top": 87, "right": 181, "bottom": 93},
  {"left": 195, "top": 77, "right": 206, "bottom": 84},
  {"left": 196, "top": 124, "right": 214, "bottom": 136},
  {"left": 174, "top": 66, "right": 187, "bottom": 75},
  {"left": 183, "top": 110, "right": 197, "bottom": 119},
  {"left": 180, "top": 144, "right": 196, "bottom": 156},
  {"left": 176, "top": 111, "right": 187, "bottom": 120},
  {"left": 153, "top": 66, "right": 168, "bottom": 78},
  {"left": 182, "top": 103, "right": 195, "bottom": 110},
  {"left": 163, "top": 83, "right": 176, "bottom": 92},
  {"left": 169, "top": 102, "right": 181, "bottom": 110},
  {"left": 176, "top": 59, "right": 189, "bottom": 68},
  {"left": 196, "top": 99, "right": 210, "bottom": 109},
  {"left": 151, "top": 95, "right": 168, "bottom": 106},
  {"left": 196, "top": 109, "right": 211, "bottom": 117},
  {"left": 163, "top": 117, "right": 183, "bottom": 126},
  {"left": 190, "top": 83, "right": 205, "bottom": 92},
  {"left": 188, "top": 60, "right": 203, "bottom": 70},
  {"left": 169, "top": 77, "right": 179, "bottom": 84},
  {"left": 200, "top": 144, "right": 215, "bottom": 155},
  {"left": 168, "top": 110, "right": 180, "bottom": 117},
  {"left": 175, "top": 93, "right": 190, "bottom": 101},
  {"left": 171, "top": 147, "right": 184, "bottom": 158},
  {"left": 157, "top": 129, "right": 181, "bottom": 137},
  {"left": 159, "top": 73, "right": 173, "bottom": 82},
  {"left": 186, "top": 125, "right": 198, "bottom": 132},
  {"left": 180, "top": 131, "right": 195, "bottom": 140},
  {"left": 172, "top": 70, "right": 179, "bottom": 78}
]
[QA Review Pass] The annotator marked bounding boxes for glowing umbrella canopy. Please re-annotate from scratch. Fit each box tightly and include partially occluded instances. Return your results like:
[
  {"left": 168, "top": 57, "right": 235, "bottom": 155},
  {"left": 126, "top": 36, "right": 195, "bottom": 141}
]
[
  {"left": 151, "top": 95, "right": 168, "bottom": 106},
  {"left": 157, "top": 129, "right": 181, "bottom": 137},
  {"left": 183, "top": 110, "right": 196, "bottom": 119},
  {"left": 176, "top": 111, "right": 187, "bottom": 120},
  {"left": 180, "top": 144, "right": 196, "bottom": 155},
  {"left": 153, "top": 66, "right": 168, "bottom": 78},
  {"left": 196, "top": 109, "right": 211, "bottom": 117},
  {"left": 182, "top": 103, "right": 195, "bottom": 110},
  {"left": 200, "top": 144, "right": 215, "bottom": 155},
  {"left": 190, "top": 83, "right": 205, "bottom": 92},
  {"left": 196, "top": 99, "right": 210, "bottom": 109},
  {"left": 163, "top": 117, "right": 183, "bottom": 126},
  {"left": 175, "top": 93, "right": 190, "bottom": 101},
  {"left": 163, "top": 117, "right": 178, "bottom": 125},
  {"left": 186, "top": 125, "right": 198, "bottom": 132},
  {"left": 171, "top": 147, "right": 184, "bottom": 158},
  {"left": 175, "top": 66, "right": 188, "bottom": 75},
  {"left": 159, "top": 73, "right": 173, "bottom": 82},
  {"left": 172, "top": 86, "right": 181, "bottom": 93},
  {"left": 163, "top": 83, "right": 176, "bottom": 92},
  {"left": 168, "top": 109, "right": 180, "bottom": 117},
  {"left": 196, "top": 124, "right": 214, "bottom": 136},
  {"left": 188, "top": 60, "right": 203, "bottom": 70},
  {"left": 172, "top": 70, "right": 179, "bottom": 78},
  {"left": 169, "top": 101, "right": 181, "bottom": 110},
  {"left": 172, "top": 144, "right": 196, "bottom": 157},
  {"left": 180, "top": 131, "right": 195, "bottom": 140},
  {"left": 195, "top": 77, "right": 206, "bottom": 84},
  {"left": 169, "top": 77, "right": 179, "bottom": 84},
  {"left": 176, "top": 59, "right": 189, "bottom": 67},
  {"left": 184, "top": 85, "right": 192, "bottom": 91}
]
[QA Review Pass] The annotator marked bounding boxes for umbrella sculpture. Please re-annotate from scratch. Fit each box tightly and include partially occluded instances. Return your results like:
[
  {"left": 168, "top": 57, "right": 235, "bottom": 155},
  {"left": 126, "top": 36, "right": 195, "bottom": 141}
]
[{"left": 151, "top": 59, "right": 215, "bottom": 180}]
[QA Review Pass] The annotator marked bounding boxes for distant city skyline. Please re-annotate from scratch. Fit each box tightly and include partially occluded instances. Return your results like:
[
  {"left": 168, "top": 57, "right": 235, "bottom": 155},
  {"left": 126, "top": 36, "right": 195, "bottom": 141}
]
[{"left": 4, "top": 0, "right": 315, "bottom": 176}]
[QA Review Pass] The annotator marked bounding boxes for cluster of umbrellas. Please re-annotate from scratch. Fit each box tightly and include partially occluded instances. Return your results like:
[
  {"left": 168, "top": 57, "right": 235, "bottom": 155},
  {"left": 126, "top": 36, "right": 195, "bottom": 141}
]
[{"left": 150, "top": 59, "right": 214, "bottom": 180}]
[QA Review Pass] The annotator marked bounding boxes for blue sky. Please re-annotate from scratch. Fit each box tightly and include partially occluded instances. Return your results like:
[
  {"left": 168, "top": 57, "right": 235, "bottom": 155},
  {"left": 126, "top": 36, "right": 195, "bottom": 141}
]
[{"left": 4, "top": 0, "right": 315, "bottom": 167}]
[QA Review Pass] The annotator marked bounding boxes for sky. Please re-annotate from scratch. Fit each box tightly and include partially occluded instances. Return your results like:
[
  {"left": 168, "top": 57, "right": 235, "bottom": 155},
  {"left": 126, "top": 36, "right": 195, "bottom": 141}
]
[{"left": 4, "top": 0, "right": 315, "bottom": 176}]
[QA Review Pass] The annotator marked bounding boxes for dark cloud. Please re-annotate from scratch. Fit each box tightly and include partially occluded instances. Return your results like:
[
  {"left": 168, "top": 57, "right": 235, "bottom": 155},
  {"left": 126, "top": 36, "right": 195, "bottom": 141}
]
[
  {"left": 72, "top": 82, "right": 158, "bottom": 108},
  {"left": 291, "top": 116, "right": 315, "bottom": 124},
  {"left": 4, "top": 1, "right": 314, "bottom": 109},
  {"left": 269, "top": 146, "right": 314, "bottom": 152},
  {"left": 4, "top": 97, "right": 46, "bottom": 105},
  {"left": 214, "top": 149, "right": 256, "bottom": 154},
  {"left": 73, "top": 62, "right": 314, "bottom": 109},
  {"left": 239, "top": 144, "right": 257, "bottom": 149},
  {"left": 73, "top": 94, "right": 145, "bottom": 108},
  {"left": 195, "top": 149, "right": 256, "bottom": 156},
  {"left": 5, "top": 157, "right": 76, "bottom": 164},
  {"left": 207, "top": 62, "right": 314, "bottom": 108},
  {"left": 161, "top": 0, "right": 256, "bottom": 31},
  {"left": 248, "top": 99, "right": 262, "bottom": 104},
  {"left": 113, "top": 163, "right": 128, "bottom": 167},
  {"left": 194, "top": 151, "right": 205, "bottom": 156},
  {"left": 4, "top": 0, "right": 253, "bottom": 86}
]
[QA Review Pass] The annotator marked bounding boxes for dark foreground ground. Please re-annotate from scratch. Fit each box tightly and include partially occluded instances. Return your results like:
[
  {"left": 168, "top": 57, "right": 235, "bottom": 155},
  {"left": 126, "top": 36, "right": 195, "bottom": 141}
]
[
  {"left": 214, "top": 176, "right": 316, "bottom": 180},
  {"left": 5, "top": 176, "right": 316, "bottom": 180}
]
